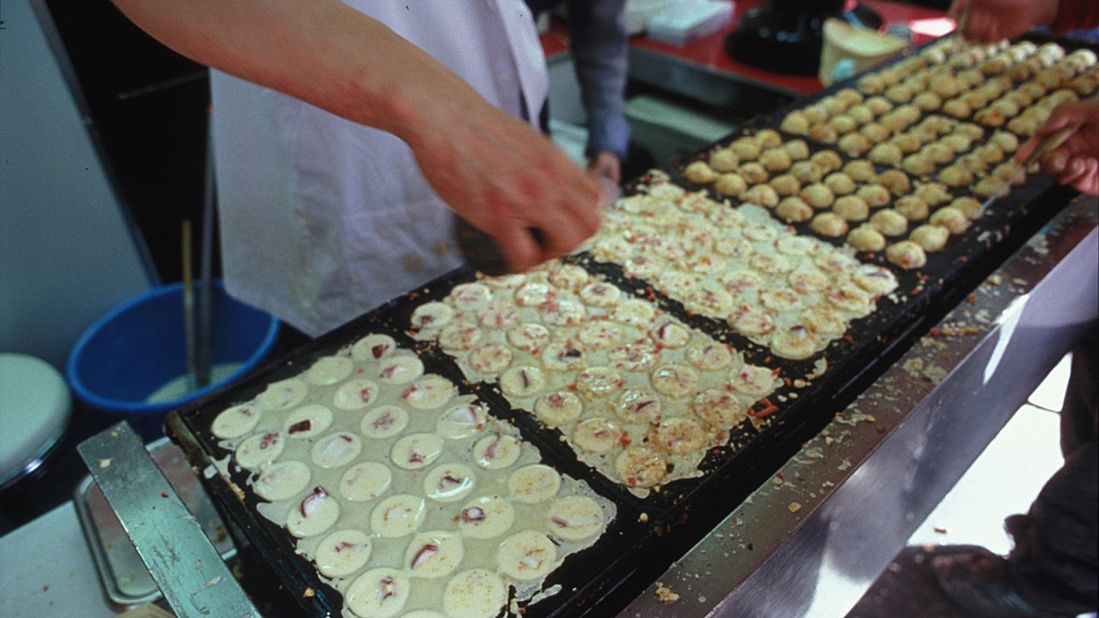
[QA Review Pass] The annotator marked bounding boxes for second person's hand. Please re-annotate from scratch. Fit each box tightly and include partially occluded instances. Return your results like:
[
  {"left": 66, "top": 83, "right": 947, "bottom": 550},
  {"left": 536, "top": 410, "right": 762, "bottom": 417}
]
[{"left": 1017, "top": 98, "right": 1099, "bottom": 195}]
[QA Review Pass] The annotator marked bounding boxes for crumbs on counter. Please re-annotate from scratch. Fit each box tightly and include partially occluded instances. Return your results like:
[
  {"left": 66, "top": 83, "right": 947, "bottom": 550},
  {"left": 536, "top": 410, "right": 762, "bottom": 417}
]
[{"left": 655, "top": 583, "right": 680, "bottom": 604}]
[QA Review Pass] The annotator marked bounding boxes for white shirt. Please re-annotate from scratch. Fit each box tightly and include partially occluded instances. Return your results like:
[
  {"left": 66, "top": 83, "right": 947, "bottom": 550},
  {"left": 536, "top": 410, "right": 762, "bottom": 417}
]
[{"left": 211, "top": 0, "right": 548, "bottom": 337}]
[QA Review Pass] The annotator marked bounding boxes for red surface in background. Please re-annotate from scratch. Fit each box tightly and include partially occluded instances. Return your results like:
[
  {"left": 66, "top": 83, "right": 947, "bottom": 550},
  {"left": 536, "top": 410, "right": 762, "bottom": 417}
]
[{"left": 542, "top": 0, "right": 951, "bottom": 97}]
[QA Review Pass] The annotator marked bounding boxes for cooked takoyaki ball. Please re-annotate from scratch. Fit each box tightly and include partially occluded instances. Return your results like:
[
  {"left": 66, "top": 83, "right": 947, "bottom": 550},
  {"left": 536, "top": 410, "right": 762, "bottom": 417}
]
[
  {"left": 894, "top": 196, "right": 930, "bottom": 221},
  {"left": 918, "top": 115, "right": 956, "bottom": 136},
  {"left": 886, "top": 84, "right": 915, "bottom": 104},
  {"left": 843, "top": 160, "right": 876, "bottom": 183},
  {"left": 1009, "top": 58, "right": 1042, "bottom": 81},
  {"left": 1066, "top": 48, "right": 1097, "bottom": 69},
  {"left": 939, "top": 134, "right": 972, "bottom": 154},
  {"left": 877, "top": 169, "right": 912, "bottom": 196},
  {"left": 870, "top": 208, "right": 909, "bottom": 236},
  {"left": 833, "top": 195, "right": 870, "bottom": 222},
  {"left": 913, "top": 182, "right": 952, "bottom": 207},
  {"left": 942, "top": 99, "right": 972, "bottom": 119},
  {"left": 838, "top": 133, "right": 872, "bottom": 157},
  {"left": 1045, "top": 88, "right": 1079, "bottom": 107},
  {"left": 858, "top": 74, "right": 885, "bottom": 95},
  {"left": 808, "top": 124, "right": 839, "bottom": 144},
  {"left": 1037, "top": 42, "right": 1066, "bottom": 66},
  {"left": 902, "top": 153, "right": 937, "bottom": 177},
  {"left": 738, "top": 162, "right": 769, "bottom": 184},
  {"left": 975, "top": 144, "right": 1006, "bottom": 166},
  {"left": 1033, "top": 68, "right": 1068, "bottom": 91},
  {"left": 930, "top": 74, "right": 964, "bottom": 98},
  {"left": 768, "top": 174, "right": 801, "bottom": 197},
  {"left": 897, "top": 104, "right": 921, "bottom": 124},
  {"left": 783, "top": 139, "right": 811, "bottom": 161},
  {"left": 957, "top": 152, "right": 990, "bottom": 174},
  {"left": 801, "top": 182, "right": 835, "bottom": 209},
  {"left": 835, "top": 88, "right": 865, "bottom": 107},
  {"left": 685, "top": 161, "right": 717, "bottom": 184},
  {"left": 974, "top": 106, "right": 1007, "bottom": 128},
  {"left": 810, "top": 150, "right": 844, "bottom": 174},
  {"left": 880, "top": 111, "right": 911, "bottom": 133},
  {"left": 847, "top": 225, "right": 887, "bottom": 252},
  {"left": 828, "top": 114, "right": 859, "bottom": 135},
  {"left": 886, "top": 240, "right": 928, "bottom": 269},
  {"left": 714, "top": 173, "right": 748, "bottom": 197},
  {"left": 847, "top": 104, "right": 875, "bottom": 125},
  {"left": 909, "top": 224, "right": 949, "bottom": 252},
  {"left": 820, "top": 174, "right": 853, "bottom": 198},
  {"left": 810, "top": 212, "right": 849, "bottom": 237},
  {"left": 865, "top": 96, "right": 893, "bottom": 116},
  {"left": 1008, "top": 41, "right": 1037, "bottom": 62},
  {"left": 1070, "top": 70, "right": 1099, "bottom": 96},
  {"left": 955, "top": 122, "right": 985, "bottom": 141},
  {"left": 803, "top": 103, "right": 830, "bottom": 125},
  {"left": 961, "top": 89, "right": 990, "bottom": 109},
  {"left": 923, "top": 44, "right": 948, "bottom": 65},
  {"left": 909, "top": 124, "right": 940, "bottom": 145},
  {"left": 857, "top": 184, "right": 892, "bottom": 208},
  {"left": 922, "top": 142, "right": 955, "bottom": 166},
  {"left": 956, "top": 68, "right": 984, "bottom": 88},
  {"left": 938, "top": 164, "right": 974, "bottom": 187},
  {"left": 992, "top": 162, "right": 1026, "bottom": 186},
  {"left": 709, "top": 148, "right": 740, "bottom": 172},
  {"left": 743, "top": 183, "right": 780, "bottom": 207},
  {"left": 870, "top": 143, "right": 904, "bottom": 167},
  {"left": 731, "top": 137, "right": 762, "bottom": 161},
  {"left": 890, "top": 133, "right": 923, "bottom": 155},
  {"left": 760, "top": 147, "right": 793, "bottom": 173},
  {"left": 980, "top": 56, "right": 1009, "bottom": 76},
  {"left": 791, "top": 160, "right": 825, "bottom": 184},
  {"left": 991, "top": 98, "right": 1022, "bottom": 117},
  {"left": 755, "top": 128, "right": 783, "bottom": 149},
  {"left": 859, "top": 123, "right": 892, "bottom": 144},
  {"left": 930, "top": 206, "right": 971, "bottom": 235},
  {"left": 950, "top": 196, "right": 983, "bottom": 220},
  {"left": 914, "top": 92, "right": 943, "bottom": 112},
  {"left": 775, "top": 196, "right": 814, "bottom": 223},
  {"left": 821, "top": 96, "right": 847, "bottom": 116},
  {"left": 1018, "top": 81, "right": 1047, "bottom": 102},
  {"left": 972, "top": 175, "right": 1008, "bottom": 198}
]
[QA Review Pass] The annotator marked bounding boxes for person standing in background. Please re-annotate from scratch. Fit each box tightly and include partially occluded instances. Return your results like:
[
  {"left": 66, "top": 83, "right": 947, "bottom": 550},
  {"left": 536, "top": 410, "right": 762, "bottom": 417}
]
[
  {"left": 930, "top": 2, "right": 1098, "bottom": 616},
  {"left": 110, "top": 0, "right": 603, "bottom": 338},
  {"left": 526, "top": 0, "right": 632, "bottom": 187}
]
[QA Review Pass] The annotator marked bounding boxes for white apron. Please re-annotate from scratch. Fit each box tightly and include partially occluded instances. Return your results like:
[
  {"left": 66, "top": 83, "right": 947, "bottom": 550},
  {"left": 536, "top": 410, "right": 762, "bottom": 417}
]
[{"left": 211, "top": 0, "right": 548, "bottom": 337}]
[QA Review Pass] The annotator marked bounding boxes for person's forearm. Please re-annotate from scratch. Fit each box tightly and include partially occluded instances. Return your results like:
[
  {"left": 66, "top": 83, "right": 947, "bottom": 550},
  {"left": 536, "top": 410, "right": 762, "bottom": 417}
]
[{"left": 111, "top": 0, "right": 475, "bottom": 140}]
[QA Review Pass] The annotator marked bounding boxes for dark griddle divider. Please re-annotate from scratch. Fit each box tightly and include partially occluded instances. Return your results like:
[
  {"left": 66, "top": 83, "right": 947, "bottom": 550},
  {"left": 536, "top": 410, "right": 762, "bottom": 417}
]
[{"left": 165, "top": 32, "right": 1094, "bottom": 618}]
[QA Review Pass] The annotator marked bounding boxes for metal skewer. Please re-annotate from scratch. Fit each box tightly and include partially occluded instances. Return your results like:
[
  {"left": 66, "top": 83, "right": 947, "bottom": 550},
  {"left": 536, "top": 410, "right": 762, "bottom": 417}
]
[{"left": 981, "top": 126, "right": 1076, "bottom": 211}]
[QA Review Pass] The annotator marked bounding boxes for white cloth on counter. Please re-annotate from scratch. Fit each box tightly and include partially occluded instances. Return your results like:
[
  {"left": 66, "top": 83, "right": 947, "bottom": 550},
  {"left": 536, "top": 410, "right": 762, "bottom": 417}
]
[{"left": 212, "top": 0, "right": 548, "bottom": 337}]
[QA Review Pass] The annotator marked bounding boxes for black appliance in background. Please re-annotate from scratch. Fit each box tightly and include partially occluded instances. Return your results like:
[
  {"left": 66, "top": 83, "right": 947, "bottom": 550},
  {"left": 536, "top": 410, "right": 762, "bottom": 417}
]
[{"left": 726, "top": 0, "right": 881, "bottom": 76}]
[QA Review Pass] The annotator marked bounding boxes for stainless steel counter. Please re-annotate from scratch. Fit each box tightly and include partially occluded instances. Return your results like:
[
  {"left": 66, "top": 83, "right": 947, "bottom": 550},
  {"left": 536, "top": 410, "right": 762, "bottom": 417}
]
[{"left": 622, "top": 196, "right": 1099, "bottom": 617}]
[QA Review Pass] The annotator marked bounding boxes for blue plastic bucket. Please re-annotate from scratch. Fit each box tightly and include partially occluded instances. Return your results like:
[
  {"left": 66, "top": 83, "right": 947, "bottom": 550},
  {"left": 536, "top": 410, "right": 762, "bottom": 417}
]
[{"left": 67, "top": 281, "right": 279, "bottom": 439}]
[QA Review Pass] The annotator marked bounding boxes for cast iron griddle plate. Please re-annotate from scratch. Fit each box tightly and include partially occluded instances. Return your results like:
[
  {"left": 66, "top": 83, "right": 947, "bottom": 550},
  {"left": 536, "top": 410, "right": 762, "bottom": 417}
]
[{"left": 166, "top": 33, "right": 1093, "bottom": 618}]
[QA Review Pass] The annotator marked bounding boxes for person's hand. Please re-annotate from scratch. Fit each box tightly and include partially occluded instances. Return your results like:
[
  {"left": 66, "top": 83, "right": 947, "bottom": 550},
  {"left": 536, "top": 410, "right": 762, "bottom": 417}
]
[
  {"left": 402, "top": 87, "right": 602, "bottom": 273},
  {"left": 1017, "top": 98, "right": 1099, "bottom": 195},
  {"left": 948, "top": 0, "right": 1056, "bottom": 43},
  {"left": 587, "top": 150, "right": 622, "bottom": 186}
]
